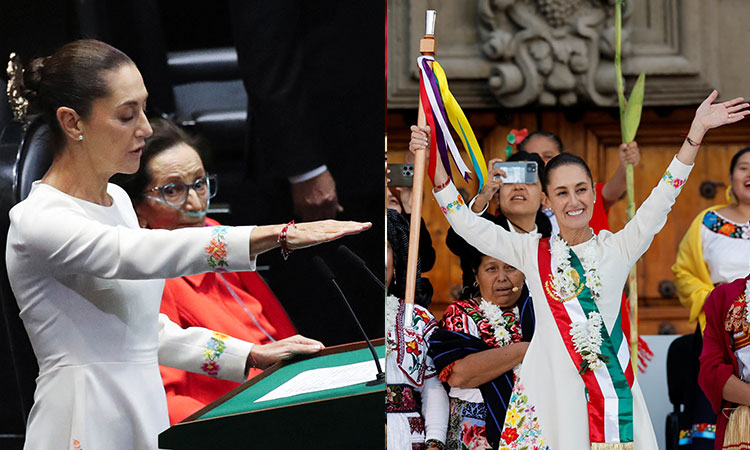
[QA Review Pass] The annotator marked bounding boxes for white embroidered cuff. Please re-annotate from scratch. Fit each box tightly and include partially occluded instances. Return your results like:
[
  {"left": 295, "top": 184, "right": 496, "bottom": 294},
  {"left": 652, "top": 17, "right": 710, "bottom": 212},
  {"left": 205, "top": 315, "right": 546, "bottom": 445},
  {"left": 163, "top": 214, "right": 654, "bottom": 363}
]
[
  {"left": 660, "top": 156, "right": 694, "bottom": 190},
  {"left": 220, "top": 338, "right": 255, "bottom": 382},
  {"left": 434, "top": 183, "right": 467, "bottom": 215}
]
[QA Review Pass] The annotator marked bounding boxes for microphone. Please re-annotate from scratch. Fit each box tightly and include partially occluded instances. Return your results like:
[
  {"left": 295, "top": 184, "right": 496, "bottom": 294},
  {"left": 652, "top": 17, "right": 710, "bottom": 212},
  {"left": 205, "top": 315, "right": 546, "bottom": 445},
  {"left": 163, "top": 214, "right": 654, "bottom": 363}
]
[
  {"left": 336, "top": 245, "right": 385, "bottom": 290},
  {"left": 313, "top": 256, "right": 385, "bottom": 386}
]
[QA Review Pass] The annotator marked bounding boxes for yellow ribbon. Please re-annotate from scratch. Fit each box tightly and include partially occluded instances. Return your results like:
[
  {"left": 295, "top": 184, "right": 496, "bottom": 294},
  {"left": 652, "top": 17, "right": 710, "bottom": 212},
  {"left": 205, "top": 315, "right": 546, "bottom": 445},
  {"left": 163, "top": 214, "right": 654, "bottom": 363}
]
[{"left": 431, "top": 61, "right": 488, "bottom": 189}]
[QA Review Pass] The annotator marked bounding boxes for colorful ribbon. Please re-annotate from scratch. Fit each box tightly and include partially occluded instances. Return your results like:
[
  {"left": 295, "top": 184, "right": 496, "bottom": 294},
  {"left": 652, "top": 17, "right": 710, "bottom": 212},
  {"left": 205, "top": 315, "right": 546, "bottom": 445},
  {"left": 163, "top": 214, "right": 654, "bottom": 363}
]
[{"left": 417, "top": 56, "right": 484, "bottom": 186}]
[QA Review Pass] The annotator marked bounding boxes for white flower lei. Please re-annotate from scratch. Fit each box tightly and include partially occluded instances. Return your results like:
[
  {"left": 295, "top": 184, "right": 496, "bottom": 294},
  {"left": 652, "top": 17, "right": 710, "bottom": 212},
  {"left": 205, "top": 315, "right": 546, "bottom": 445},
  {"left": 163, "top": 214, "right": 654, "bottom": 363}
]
[
  {"left": 385, "top": 295, "right": 400, "bottom": 355},
  {"left": 570, "top": 311, "right": 607, "bottom": 372},
  {"left": 550, "top": 232, "right": 602, "bottom": 301},
  {"left": 478, "top": 299, "right": 518, "bottom": 347},
  {"left": 745, "top": 279, "right": 750, "bottom": 325}
]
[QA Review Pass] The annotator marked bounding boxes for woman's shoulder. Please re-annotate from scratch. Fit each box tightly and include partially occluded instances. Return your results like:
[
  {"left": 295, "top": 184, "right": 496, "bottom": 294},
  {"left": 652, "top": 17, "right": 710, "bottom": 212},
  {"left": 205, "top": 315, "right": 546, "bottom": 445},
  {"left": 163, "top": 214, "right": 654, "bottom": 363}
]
[{"left": 10, "top": 183, "right": 84, "bottom": 226}]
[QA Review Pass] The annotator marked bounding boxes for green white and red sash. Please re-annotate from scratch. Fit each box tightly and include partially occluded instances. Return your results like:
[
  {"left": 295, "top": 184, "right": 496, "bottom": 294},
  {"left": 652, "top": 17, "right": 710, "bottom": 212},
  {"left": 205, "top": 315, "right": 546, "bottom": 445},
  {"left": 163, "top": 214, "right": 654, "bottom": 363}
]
[{"left": 538, "top": 238, "right": 634, "bottom": 446}]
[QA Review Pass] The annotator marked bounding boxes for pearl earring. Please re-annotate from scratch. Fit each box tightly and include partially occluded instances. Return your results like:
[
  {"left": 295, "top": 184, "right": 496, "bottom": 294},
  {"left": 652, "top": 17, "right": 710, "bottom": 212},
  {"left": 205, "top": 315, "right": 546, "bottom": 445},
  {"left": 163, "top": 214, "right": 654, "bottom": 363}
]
[{"left": 77, "top": 135, "right": 83, "bottom": 141}]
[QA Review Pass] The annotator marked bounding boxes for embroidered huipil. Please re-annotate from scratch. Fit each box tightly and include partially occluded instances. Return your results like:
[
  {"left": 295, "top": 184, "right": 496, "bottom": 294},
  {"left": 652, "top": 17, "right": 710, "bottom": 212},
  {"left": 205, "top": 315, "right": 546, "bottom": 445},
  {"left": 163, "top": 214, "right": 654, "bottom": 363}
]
[
  {"left": 434, "top": 156, "right": 692, "bottom": 449},
  {"left": 386, "top": 295, "right": 449, "bottom": 450},
  {"left": 6, "top": 182, "right": 257, "bottom": 450}
]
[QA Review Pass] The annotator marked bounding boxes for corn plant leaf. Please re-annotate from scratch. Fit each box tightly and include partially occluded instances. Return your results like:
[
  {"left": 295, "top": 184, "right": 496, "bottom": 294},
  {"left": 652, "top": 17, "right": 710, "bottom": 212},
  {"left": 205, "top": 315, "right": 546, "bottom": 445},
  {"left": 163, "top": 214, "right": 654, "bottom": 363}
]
[{"left": 621, "top": 71, "right": 646, "bottom": 143}]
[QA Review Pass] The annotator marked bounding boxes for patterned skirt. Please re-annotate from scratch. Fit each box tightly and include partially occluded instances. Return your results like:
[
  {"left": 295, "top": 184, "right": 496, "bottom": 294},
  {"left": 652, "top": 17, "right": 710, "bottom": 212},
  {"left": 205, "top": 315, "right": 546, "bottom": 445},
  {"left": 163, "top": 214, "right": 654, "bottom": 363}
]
[
  {"left": 446, "top": 397, "right": 491, "bottom": 450},
  {"left": 387, "top": 384, "right": 427, "bottom": 450}
]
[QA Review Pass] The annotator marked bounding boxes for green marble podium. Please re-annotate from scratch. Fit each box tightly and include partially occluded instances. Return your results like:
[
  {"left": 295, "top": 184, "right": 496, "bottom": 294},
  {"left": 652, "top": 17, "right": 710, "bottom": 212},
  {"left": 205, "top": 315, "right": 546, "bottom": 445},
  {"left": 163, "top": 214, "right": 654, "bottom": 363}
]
[{"left": 158, "top": 339, "right": 385, "bottom": 449}]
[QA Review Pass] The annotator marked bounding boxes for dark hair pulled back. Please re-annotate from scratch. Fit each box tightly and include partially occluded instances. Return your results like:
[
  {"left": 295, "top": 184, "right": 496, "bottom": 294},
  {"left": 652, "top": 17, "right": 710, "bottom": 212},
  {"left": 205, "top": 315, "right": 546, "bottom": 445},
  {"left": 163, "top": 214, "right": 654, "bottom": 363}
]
[
  {"left": 542, "top": 152, "right": 593, "bottom": 194},
  {"left": 21, "top": 39, "right": 133, "bottom": 151},
  {"left": 730, "top": 147, "right": 750, "bottom": 175}
]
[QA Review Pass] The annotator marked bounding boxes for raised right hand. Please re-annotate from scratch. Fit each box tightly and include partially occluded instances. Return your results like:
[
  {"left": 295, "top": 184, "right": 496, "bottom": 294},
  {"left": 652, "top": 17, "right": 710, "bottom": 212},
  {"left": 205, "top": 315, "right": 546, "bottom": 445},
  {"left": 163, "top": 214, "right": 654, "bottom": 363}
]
[{"left": 286, "top": 220, "right": 372, "bottom": 251}]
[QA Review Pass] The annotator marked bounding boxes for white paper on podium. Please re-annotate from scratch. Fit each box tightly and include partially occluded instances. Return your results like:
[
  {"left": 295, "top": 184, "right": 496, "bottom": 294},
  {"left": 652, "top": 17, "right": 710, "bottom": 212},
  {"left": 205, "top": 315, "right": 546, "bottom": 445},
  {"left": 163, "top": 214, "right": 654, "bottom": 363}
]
[{"left": 254, "top": 357, "right": 385, "bottom": 403}]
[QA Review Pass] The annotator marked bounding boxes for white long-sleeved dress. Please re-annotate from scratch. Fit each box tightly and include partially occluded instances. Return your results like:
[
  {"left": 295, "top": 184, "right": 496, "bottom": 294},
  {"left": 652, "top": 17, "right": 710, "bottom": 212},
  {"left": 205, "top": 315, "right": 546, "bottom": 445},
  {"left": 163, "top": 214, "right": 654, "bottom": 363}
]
[
  {"left": 6, "top": 182, "right": 256, "bottom": 450},
  {"left": 434, "top": 156, "right": 693, "bottom": 449}
]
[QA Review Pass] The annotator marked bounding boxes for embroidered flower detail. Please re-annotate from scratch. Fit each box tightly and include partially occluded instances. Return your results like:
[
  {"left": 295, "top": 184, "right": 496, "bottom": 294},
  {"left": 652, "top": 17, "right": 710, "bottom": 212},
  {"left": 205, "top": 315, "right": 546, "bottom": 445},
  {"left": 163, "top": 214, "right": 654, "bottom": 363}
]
[
  {"left": 205, "top": 225, "right": 229, "bottom": 271},
  {"left": 441, "top": 195, "right": 465, "bottom": 214},
  {"left": 405, "top": 340, "right": 421, "bottom": 356},
  {"left": 662, "top": 170, "right": 685, "bottom": 189},
  {"left": 570, "top": 311, "right": 608, "bottom": 373},
  {"left": 703, "top": 211, "right": 750, "bottom": 239},
  {"left": 461, "top": 422, "right": 489, "bottom": 448},
  {"left": 201, "top": 361, "right": 221, "bottom": 376},
  {"left": 499, "top": 382, "right": 550, "bottom": 450},
  {"left": 73, "top": 439, "right": 83, "bottom": 450},
  {"left": 201, "top": 332, "right": 228, "bottom": 377}
]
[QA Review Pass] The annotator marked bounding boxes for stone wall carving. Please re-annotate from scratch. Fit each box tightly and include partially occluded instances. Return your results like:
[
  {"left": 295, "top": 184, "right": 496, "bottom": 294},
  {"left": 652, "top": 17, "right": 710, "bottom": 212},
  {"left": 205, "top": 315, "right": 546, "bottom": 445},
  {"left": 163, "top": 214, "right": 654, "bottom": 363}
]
[
  {"left": 387, "top": 0, "right": 722, "bottom": 110},
  {"left": 478, "top": 0, "right": 630, "bottom": 107}
]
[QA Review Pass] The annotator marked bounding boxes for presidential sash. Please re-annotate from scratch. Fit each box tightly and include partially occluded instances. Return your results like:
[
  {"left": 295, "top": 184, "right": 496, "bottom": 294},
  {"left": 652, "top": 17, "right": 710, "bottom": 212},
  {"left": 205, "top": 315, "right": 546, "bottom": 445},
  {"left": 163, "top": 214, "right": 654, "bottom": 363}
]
[{"left": 538, "top": 238, "right": 635, "bottom": 449}]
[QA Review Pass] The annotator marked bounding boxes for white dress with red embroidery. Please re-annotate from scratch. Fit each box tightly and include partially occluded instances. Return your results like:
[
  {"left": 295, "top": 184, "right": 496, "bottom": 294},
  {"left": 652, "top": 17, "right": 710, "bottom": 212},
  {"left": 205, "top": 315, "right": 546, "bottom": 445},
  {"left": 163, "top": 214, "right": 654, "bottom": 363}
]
[
  {"left": 386, "top": 296, "right": 449, "bottom": 450},
  {"left": 6, "top": 182, "right": 256, "bottom": 450},
  {"left": 434, "top": 157, "right": 692, "bottom": 449}
]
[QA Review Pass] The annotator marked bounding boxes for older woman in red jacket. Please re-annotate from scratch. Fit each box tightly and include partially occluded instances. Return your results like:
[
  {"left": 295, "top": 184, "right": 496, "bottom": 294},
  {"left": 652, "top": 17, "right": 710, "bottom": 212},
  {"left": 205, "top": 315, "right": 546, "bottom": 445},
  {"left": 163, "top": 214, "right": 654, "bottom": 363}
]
[
  {"left": 698, "top": 274, "right": 750, "bottom": 449},
  {"left": 116, "top": 118, "right": 322, "bottom": 424}
]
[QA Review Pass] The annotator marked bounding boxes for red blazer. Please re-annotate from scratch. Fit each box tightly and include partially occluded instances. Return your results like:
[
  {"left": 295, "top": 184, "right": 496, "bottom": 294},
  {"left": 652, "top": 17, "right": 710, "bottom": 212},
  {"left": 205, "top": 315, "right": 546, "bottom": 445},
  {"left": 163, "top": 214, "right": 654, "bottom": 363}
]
[
  {"left": 159, "top": 219, "right": 296, "bottom": 424},
  {"left": 698, "top": 274, "right": 749, "bottom": 449}
]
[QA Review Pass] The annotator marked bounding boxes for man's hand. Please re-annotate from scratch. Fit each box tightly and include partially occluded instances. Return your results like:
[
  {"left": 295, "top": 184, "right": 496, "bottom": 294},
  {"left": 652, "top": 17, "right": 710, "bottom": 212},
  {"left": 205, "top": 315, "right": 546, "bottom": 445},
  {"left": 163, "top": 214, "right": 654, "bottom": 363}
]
[{"left": 291, "top": 170, "right": 343, "bottom": 221}]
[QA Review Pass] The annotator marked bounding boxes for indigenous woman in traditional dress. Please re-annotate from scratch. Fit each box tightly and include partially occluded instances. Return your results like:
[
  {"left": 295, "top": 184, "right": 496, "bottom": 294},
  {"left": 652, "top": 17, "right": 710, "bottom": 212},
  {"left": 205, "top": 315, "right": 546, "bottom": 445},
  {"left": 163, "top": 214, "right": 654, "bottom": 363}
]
[
  {"left": 410, "top": 90, "right": 749, "bottom": 450},
  {"left": 698, "top": 274, "right": 750, "bottom": 450},
  {"left": 429, "top": 236, "right": 535, "bottom": 450},
  {"left": 672, "top": 147, "right": 750, "bottom": 448},
  {"left": 5, "top": 40, "right": 369, "bottom": 450},
  {"left": 386, "top": 209, "right": 449, "bottom": 450}
]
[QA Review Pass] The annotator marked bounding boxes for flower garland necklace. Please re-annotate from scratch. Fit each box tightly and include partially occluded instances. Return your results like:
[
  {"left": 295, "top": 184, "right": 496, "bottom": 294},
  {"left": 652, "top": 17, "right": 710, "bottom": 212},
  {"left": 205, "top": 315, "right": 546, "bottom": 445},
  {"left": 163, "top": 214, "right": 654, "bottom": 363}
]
[
  {"left": 551, "top": 232, "right": 607, "bottom": 372},
  {"left": 745, "top": 279, "right": 750, "bottom": 325},
  {"left": 385, "top": 295, "right": 400, "bottom": 355},
  {"left": 549, "top": 232, "right": 602, "bottom": 302},
  {"left": 570, "top": 311, "right": 609, "bottom": 373},
  {"left": 478, "top": 298, "right": 518, "bottom": 347}
]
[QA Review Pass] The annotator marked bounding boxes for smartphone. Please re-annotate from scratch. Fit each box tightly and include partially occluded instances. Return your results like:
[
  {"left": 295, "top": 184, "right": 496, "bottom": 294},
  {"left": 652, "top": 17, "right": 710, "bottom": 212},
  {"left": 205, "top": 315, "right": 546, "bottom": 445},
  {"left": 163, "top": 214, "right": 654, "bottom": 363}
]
[
  {"left": 493, "top": 161, "right": 538, "bottom": 184},
  {"left": 387, "top": 163, "right": 414, "bottom": 187}
]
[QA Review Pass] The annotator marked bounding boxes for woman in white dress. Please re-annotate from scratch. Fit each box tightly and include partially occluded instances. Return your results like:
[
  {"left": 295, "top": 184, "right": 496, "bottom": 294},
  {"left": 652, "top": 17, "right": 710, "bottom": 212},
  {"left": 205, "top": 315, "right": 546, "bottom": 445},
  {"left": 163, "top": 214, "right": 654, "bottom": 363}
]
[
  {"left": 5, "top": 39, "right": 370, "bottom": 450},
  {"left": 409, "top": 91, "right": 749, "bottom": 450}
]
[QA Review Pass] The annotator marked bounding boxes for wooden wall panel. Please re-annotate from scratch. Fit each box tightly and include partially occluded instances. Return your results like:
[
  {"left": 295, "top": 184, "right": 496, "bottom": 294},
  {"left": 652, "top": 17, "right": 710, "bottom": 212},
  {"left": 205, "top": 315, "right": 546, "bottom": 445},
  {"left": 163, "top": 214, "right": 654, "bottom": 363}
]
[{"left": 387, "top": 107, "right": 750, "bottom": 333}]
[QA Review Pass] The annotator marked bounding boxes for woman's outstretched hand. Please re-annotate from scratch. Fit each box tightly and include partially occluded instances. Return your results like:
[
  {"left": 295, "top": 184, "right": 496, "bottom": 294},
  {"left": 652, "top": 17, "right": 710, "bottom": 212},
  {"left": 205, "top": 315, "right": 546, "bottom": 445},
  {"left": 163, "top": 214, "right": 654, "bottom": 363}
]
[
  {"left": 248, "top": 335, "right": 325, "bottom": 371},
  {"left": 286, "top": 220, "right": 372, "bottom": 250},
  {"left": 694, "top": 90, "right": 750, "bottom": 132}
]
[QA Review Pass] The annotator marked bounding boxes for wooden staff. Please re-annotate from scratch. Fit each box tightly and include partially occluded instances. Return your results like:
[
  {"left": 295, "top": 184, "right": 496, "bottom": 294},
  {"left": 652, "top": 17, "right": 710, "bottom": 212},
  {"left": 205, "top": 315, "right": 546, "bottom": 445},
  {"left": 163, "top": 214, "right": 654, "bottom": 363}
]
[{"left": 404, "top": 10, "right": 436, "bottom": 324}]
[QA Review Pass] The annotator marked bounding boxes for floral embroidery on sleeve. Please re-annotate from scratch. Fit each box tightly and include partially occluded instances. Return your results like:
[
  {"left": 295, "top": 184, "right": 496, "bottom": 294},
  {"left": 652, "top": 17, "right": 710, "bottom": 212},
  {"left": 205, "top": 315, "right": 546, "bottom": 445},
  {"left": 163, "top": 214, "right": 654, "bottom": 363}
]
[
  {"left": 661, "top": 170, "right": 685, "bottom": 189},
  {"left": 205, "top": 226, "right": 229, "bottom": 271},
  {"left": 201, "top": 331, "right": 229, "bottom": 377},
  {"left": 440, "top": 195, "right": 465, "bottom": 214}
]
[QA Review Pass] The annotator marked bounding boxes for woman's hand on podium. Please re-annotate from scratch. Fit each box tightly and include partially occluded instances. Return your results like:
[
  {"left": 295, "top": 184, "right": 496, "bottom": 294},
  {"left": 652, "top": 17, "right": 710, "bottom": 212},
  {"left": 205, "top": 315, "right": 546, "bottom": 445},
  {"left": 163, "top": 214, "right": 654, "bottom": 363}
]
[{"left": 247, "top": 335, "right": 325, "bottom": 372}]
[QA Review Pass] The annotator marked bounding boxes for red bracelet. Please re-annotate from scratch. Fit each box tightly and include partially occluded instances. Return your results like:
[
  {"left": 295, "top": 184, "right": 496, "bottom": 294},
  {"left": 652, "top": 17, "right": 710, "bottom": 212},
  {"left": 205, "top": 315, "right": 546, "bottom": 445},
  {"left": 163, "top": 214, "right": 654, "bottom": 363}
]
[
  {"left": 248, "top": 346, "right": 258, "bottom": 369},
  {"left": 434, "top": 178, "right": 451, "bottom": 192},
  {"left": 681, "top": 133, "right": 703, "bottom": 146},
  {"left": 278, "top": 220, "right": 297, "bottom": 260}
]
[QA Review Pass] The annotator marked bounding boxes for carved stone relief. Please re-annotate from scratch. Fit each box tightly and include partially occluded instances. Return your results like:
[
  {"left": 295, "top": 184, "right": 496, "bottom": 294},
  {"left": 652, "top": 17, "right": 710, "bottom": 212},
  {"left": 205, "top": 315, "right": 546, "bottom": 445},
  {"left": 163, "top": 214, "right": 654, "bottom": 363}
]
[
  {"left": 387, "top": 0, "right": 721, "bottom": 110},
  {"left": 478, "top": 0, "right": 631, "bottom": 107}
]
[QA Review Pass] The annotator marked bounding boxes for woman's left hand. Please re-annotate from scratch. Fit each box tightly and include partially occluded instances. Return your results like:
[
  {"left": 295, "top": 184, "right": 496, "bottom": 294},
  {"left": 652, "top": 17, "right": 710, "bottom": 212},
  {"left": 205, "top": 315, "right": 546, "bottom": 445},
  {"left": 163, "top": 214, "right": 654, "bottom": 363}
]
[
  {"left": 694, "top": 90, "right": 750, "bottom": 132},
  {"left": 286, "top": 220, "right": 372, "bottom": 250},
  {"left": 249, "top": 335, "right": 325, "bottom": 370}
]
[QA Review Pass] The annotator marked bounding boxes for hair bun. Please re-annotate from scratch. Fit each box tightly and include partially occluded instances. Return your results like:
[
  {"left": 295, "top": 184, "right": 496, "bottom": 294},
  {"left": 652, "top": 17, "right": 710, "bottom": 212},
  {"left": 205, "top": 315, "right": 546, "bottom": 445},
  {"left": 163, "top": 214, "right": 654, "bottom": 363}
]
[{"left": 21, "top": 56, "right": 50, "bottom": 102}]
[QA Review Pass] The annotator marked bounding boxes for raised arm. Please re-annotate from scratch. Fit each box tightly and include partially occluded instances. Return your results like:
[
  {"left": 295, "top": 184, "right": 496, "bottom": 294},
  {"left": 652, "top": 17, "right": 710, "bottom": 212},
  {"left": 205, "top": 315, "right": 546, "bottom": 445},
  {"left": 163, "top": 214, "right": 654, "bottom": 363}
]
[
  {"left": 609, "top": 92, "right": 749, "bottom": 265},
  {"left": 409, "top": 126, "right": 534, "bottom": 270},
  {"left": 9, "top": 198, "right": 370, "bottom": 280}
]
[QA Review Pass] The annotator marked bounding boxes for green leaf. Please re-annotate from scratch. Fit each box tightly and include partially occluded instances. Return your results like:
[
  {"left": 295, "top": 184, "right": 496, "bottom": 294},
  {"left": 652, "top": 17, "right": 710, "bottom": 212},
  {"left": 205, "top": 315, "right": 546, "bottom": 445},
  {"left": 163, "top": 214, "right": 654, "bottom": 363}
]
[
  {"left": 507, "top": 132, "right": 516, "bottom": 144},
  {"left": 622, "top": 71, "right": 646, "bottom": 143}
]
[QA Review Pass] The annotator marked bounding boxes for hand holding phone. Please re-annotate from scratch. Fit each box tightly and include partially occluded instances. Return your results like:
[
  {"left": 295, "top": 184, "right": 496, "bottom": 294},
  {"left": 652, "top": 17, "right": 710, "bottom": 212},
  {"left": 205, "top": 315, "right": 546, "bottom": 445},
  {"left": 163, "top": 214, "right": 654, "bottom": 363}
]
[{"left": 492, "top": 161, "right": 538, "bottom": 184}]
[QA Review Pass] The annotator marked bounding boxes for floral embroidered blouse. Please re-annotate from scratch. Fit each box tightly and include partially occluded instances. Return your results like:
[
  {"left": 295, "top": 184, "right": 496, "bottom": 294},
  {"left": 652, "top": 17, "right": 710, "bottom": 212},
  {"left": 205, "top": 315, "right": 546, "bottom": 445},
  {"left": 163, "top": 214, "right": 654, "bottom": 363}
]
[{"left": 6, "top": 182, "right": 257, "bottom": 450}]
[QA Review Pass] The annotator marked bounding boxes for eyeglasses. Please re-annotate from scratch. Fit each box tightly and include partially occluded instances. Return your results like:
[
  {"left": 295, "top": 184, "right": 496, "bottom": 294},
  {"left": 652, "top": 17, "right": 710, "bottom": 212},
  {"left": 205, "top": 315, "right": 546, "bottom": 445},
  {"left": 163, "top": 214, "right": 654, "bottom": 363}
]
[{"left": 146, "top": 174, "right": 218, "bottom": 208}]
